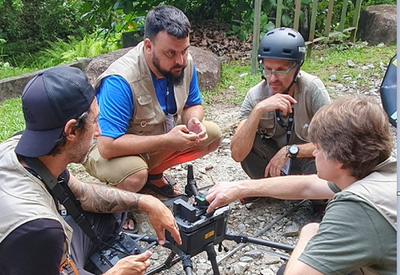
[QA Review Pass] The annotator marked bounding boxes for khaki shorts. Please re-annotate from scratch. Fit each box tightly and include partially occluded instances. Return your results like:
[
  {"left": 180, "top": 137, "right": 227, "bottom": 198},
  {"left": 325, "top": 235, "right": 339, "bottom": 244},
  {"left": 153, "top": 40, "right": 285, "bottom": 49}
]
[{"left": 83, "top": 121, "right": 222, "bottom": 185}]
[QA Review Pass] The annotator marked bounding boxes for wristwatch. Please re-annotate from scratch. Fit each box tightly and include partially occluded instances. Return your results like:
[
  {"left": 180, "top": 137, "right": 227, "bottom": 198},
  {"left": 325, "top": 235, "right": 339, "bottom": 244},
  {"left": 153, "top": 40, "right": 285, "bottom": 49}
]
[{"left": 286, "top": 144, "right": 299, "bottom": 159}]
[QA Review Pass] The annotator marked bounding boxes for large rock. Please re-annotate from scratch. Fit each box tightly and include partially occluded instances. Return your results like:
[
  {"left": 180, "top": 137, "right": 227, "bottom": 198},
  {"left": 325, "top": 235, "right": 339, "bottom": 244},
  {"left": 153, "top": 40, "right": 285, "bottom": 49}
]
[
  {"left": 189, "top": 47, "right": 221, "bottom": 91},
  {"left": 357, "top": 5, "right": 397, "bottom": 46},
  {"left": 0, "top": 60, "right": 92, "bottom": 104},
  {"left": 85, "top": 47, "right": 131, "bottom": 86},
  {"left": 84, "top": 46, "right": 221, "bottom": 91}
]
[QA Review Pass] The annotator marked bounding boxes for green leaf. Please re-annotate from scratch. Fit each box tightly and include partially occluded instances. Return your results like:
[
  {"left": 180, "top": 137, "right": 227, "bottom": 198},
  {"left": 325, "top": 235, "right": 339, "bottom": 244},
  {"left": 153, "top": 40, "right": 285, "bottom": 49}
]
[
  {"left": 299, "top": 11, "right": 305, "bottom": 24},
  {"left": 269, "top": 0, "right": 277, "bottom": 7},
  {"left": 232, "top": 25, "right": 241, "bottom": 33},
  {"left": 265, "top": 21, "right": 276, "bottom": 32},
  {"left": 260, "top": 14, "right": 269, "bottom": 26},
  {"left": 238, "top": 30, "right": 248, "bottom": 41},
  {"left": 282, "top": 14, "right": 292, "bottom": 26},
  {"left": 113, "top": 0, "right": 125, "bottom": 10},
  {"left": 80, "top": 2, "right": 93, "bottom": 12},
  {"left": 123, "top": 0, "right": 133, "bottom": 14}
]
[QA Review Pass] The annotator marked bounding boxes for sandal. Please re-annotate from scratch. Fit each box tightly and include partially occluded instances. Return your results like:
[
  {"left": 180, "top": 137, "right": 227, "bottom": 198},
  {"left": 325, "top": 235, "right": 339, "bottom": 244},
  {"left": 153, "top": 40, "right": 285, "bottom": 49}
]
[
  {"left": 122, "top": 212, "right": 139, "bottom": 234},
  {"left": 145, "top": 173, "right": 178, "bottom": 198},
  {"left": 239, "top": 197, "right": 261, "bottom": 204}
]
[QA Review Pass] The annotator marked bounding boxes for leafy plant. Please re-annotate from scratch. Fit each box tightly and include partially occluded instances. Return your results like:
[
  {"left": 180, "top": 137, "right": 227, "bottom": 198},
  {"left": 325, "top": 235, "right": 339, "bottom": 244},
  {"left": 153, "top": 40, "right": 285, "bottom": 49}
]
[
  {"left": 227, "top": 12, "right": 274, "bottom": 42},
  {"left": 0, "top": 34, "right": 121, "bottom": 80},
  {"left": 34, "top": 34, "right": 121, "bottom": 68}
]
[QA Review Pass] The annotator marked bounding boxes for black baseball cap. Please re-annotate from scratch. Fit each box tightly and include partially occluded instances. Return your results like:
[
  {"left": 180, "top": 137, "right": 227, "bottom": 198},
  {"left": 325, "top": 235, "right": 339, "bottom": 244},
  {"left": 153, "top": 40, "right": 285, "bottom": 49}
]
[{"left": 15, "top": 66, "right": 95, "bottom": 157}]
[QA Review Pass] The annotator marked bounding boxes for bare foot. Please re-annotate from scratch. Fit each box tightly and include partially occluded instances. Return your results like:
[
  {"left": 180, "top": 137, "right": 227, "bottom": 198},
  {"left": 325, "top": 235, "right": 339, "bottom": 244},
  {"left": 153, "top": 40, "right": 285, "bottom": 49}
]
[{"left": 123, "top": 216, "right": 137, "bottom": 231}]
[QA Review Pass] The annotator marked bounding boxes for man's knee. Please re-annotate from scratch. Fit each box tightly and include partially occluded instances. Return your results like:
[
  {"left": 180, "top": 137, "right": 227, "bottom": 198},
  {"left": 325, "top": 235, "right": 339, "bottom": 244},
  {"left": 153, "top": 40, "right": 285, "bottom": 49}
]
[
  {"left": 208, "top": 136, "right": 222, "bottom": 152},
  {"left": 116, "top": 169, "right": 148, "bottom": 193},
  {"left": 203, "top": 121, "right": 222, "bottom": 142}
]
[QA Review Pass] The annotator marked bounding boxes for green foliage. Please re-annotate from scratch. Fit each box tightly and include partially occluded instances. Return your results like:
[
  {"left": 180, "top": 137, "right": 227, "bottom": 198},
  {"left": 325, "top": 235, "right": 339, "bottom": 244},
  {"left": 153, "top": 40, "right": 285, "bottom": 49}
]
[
  {"left": 0, "top": 0, "right": 23, "bottom": 10},
  {"left": 0, "top": 97, "right": 24, "bottom": 142},
  {"left": 0, "top": 0, "right": 96, "bottom": 66},
  {"left": 0, "top": 34, "right": 121, "bottom": 80},
  {"left": 227, "top": 13, "right": 274, "bottom": 42},
  {"left": 34, "top": 34, "right": 121, "bottom": 68}
]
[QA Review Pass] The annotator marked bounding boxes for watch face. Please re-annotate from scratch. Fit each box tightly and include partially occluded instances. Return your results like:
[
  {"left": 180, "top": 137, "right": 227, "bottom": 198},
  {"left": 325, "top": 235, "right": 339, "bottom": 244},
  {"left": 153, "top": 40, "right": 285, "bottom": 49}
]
[{"left": 289, "top": 145, "right": 299, "bottom": 154}]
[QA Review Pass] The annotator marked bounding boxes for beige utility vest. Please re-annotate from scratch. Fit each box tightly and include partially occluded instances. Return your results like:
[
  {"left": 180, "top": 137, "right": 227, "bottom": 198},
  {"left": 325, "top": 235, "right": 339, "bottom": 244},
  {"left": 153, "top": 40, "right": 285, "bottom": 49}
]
[
  {"left": 0, "top": 135, "right": 73, "bottom": 266},
  {"left": 256, "top": 71, "right": 320, "bottom": 142},
  {"left": 345, "top": 158, "right": 397, "bottom": 275},
  {"left": 95, "top": 41, "right": 193, "bottom": 135},
  {"left": 344, "top": 157, "right": 397, "bottom": 230}
]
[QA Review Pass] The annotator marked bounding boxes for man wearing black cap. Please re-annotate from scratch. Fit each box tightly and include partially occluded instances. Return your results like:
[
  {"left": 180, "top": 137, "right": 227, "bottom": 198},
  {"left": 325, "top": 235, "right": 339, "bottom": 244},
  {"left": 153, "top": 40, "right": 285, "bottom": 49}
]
[{"left": 0, "top": 66, "right": 181, "bottom": 275}]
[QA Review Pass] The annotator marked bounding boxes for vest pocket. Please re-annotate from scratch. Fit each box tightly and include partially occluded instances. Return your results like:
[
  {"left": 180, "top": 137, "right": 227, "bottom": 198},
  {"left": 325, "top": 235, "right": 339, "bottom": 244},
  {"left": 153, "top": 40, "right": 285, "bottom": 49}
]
[
  {"left": 258, "top": 111, "right": 275, "bottom": 137},
  {"left": 296, "top": 123, "right": 309, "bottom": 141},
  {"left": 135, "top": 95, "right": 156, "bottom": 121}
]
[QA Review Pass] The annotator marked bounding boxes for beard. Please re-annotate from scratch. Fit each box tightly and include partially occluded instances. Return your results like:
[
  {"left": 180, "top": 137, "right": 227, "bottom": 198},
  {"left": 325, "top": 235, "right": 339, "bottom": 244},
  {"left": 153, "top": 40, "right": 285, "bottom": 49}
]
[{"left": 152, "top": 54, "right": 186, "bottom": 86}]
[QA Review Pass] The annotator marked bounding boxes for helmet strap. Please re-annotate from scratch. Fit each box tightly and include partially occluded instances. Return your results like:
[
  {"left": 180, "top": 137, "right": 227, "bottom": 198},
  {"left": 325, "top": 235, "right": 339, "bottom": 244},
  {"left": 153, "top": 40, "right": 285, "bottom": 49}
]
[{"left": 283, "top": 65, "right": 301, "bottom": 95}]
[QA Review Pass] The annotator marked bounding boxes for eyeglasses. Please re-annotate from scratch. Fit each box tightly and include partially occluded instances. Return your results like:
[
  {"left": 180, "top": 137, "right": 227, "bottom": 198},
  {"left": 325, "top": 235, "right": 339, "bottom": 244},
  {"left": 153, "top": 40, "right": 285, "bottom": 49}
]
[{"left": 259, "top": 62, "right": 296, "bottom": 79}]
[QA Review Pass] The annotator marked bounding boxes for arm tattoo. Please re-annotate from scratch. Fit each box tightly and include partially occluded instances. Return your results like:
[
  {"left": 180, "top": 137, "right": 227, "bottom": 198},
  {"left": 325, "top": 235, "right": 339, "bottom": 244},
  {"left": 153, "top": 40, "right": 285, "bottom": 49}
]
[{"left": 68, "top": 177, "right": 141, "bottom": 213}]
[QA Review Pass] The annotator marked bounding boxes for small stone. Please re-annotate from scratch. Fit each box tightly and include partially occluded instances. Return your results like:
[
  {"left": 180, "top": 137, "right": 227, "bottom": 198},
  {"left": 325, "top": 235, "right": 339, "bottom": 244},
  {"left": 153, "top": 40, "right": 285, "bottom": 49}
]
[
  {"left": 239, "top": 256, "right": 254, "bottom": 262},
  {"left": 244, "top": 250, "right": 263, "bottom": 258},
  {"left": 257, "top": 216, "right": 266, "bottom": 221},
  {"left": 347, "top": 59, "right": 355, "bottom": 67},
  {"left": 284, "top": 222, "right": 300, "bottom": 237},
  {"left": 344, "top": 76, "right": 352, "bottom": 81},
  {"left": 263, "top": 254, "right": 281, "bottom": 265},
  {"left": 260, "top": 268, "right": 275, "bottom": 275},
  {"left": 238, "top": 223, "right": 246, "bottom": 233},
  {"left": 335, "top": 84, "right": 344, "bottom": 91},
  {"left": 329, "top": 75, "right": 336, "bottom": 81},
  {"left": 233, "top": 262, "right": 249, "bottom": 274}
]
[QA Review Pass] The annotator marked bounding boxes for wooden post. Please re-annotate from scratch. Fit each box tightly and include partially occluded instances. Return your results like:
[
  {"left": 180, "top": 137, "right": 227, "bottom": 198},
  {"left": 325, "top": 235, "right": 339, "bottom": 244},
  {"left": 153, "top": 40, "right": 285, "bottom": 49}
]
[
  {"left": 276, "top": 0, "right": 283, "bottom": 28},
  {"left": 324, "top": 0, "right": 334, "bottom": 36},
  {"left": 307, "top": 0, "right": 319, "bottom": 58},
  {"left": 251, "top": 0, "right": 262, "bottom": 75},
  {"left": 338, "top": 0, "right": 349, "bottom": 31},
  {"left": 350, "top": 0, "right": 363, "bottom": 42},
  {"left": 294, "top": 0, "right": 302, "bottom": 30}
]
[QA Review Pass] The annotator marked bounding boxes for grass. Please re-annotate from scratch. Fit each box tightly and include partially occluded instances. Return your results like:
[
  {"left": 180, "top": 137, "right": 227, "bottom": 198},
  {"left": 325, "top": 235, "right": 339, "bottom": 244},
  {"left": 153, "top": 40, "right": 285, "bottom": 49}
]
[
  {"left": 0, "top": 41, "right": 397, "bottom": 142},
  {"left": 201, "top": 42, "right": 397, "bottom": 105},
  {"left": 0, "top": 97, "right": 24, "bottom": 141},
  {"left": 302, "top": 42, "right": 397, "bottom": 87}
]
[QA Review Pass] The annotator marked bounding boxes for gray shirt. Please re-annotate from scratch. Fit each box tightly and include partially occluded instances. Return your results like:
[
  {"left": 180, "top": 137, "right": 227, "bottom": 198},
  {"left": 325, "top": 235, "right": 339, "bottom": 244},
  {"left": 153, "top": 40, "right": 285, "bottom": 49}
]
[{"left": 240, "top": 70, "right": 330, "bottom": 147}]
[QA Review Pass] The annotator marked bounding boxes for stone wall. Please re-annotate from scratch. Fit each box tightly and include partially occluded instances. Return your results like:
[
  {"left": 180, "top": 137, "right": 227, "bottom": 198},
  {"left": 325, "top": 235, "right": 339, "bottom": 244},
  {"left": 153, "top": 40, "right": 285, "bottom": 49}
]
[
  {"left": 0, "top": 47, "right": 221, "bottom": 104},
  {"left": 0, "top": 59, "right": 92, "bottom": 104}
]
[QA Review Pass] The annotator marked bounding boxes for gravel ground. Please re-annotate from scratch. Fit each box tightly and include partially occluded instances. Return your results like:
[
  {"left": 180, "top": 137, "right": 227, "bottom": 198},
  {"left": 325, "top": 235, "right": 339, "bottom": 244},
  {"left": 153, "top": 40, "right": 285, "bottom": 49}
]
[{"left": 70, "top": 59, "right": 397, "bottom": 275}]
